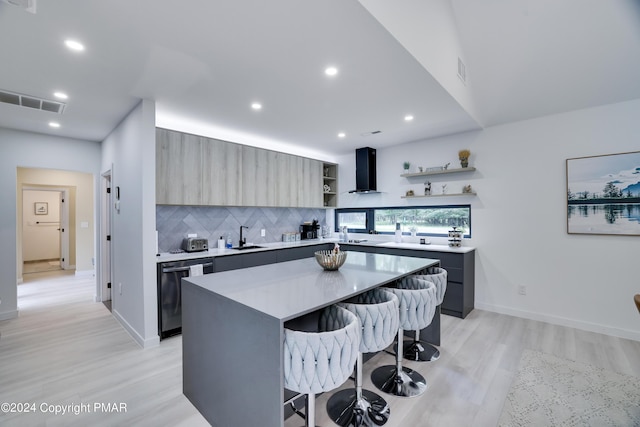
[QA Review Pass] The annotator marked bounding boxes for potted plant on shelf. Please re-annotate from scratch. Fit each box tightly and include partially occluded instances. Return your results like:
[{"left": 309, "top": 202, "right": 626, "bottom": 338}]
[
  {"left": 458, "top": 149, "right": 470, "bottom": 168},
  {"left": 403, "top": 161, "right": 411, "bottom": 172}
]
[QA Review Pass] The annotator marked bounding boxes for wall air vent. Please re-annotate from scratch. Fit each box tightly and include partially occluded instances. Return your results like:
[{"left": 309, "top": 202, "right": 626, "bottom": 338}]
[
  {"left": 0, "top": 89, "right": 65, "bottom": 113},
  {"left": 1, "top": 0, "right": 36, "bottom": 13},
  {"left": 458, "top": 57, "right": 466, "bottom": 85}
]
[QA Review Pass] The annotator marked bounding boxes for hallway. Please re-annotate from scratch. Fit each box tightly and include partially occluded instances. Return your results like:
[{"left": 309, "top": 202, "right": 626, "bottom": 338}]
[
  {"left": 0, "top": 271, "right": 208, "bottom": 427},
  {"left": 22, "top": 259, "right": 62, "bottom": 275}
]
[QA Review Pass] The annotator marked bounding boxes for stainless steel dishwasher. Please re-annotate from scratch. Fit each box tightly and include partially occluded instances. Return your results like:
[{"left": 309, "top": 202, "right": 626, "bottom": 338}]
[{"left": 157, "top": 258, "right": 213, "bottom": 339}]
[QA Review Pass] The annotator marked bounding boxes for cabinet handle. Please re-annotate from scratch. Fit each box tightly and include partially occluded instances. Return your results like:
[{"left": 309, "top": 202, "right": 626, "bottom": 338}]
[{"left": 162, "top": 262, "right": 213, "bottom": 273}]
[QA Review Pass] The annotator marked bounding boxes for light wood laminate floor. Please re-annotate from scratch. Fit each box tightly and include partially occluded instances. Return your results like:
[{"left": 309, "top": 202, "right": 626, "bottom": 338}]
[{"left": 1, "top": 271, "right": 638, "bottom": 426}]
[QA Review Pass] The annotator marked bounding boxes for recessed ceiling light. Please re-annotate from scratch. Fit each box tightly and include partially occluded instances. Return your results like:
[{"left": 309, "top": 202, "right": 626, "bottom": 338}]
[
  {"left": 49, "top": 122, "right": 61, "bottom": 128},
  {"left": 325, "top": 66, "right": 338, "bottom": 77},
  {"left": 404, "top": 115, "right": 414, "bottom": 122},
  {"left": 251, "top": 102, "right": 262, "bottom": 110},
  {"left": 64, "top": 39, "right": 85, "bottom": 52},
  {"left": 53, "top": 92, "right": 68, "bottom": 100},
  {"left": 337, "top": 132, "right": 346, "bottom": 138}
]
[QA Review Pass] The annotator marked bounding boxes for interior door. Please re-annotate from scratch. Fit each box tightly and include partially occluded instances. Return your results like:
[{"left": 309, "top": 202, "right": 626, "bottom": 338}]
[
  {"left": 59, "top": 190, "right": 69, "bottom": 270},
  {"left": 101, "top": 172, "right": 112, "bottom": 301}
]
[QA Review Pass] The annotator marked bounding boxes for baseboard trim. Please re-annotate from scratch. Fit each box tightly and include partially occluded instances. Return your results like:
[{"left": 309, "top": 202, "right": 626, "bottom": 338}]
[
  {"left": 476, "top": 302, "right": 640, "bottom": 342},
  {"left": 75, "top": 269, "right": 95, "bottom": 277},
  {"left": 0, "top": 309, "right": 19, "bottom": 321},
  {"left": 111, "top": 309, "right": 160, "bottom": 349}
]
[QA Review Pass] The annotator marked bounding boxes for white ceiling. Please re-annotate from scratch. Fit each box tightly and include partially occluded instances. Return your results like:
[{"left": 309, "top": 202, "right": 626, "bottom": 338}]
[{"left": 1, "top": 0, "right": 639, "bottom": 158}]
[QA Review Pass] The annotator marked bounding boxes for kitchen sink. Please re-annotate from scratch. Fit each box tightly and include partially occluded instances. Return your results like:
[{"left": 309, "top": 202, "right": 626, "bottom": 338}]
[{"left": 232, "top": 245, "right": 264, "bottom": 250}]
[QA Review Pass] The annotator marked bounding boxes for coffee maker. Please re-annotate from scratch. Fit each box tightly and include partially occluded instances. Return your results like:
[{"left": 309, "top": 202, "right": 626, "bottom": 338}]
[{"left": 300, "top": 220, "right": 319, "bottom": 240}]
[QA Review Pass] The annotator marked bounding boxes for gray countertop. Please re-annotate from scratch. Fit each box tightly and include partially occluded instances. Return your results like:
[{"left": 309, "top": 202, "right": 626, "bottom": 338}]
[
  {"left": 344, "top": 240, "right": 476, "bottom": 253},
  {"left": 156, "top": 238, "right": 335, "bottom": 263},
  {"left": 157, "top": 237, "right": 475, "bottom": 263},
  {"left": 183, "top": 251, "right": 439, "bottom": 321}
]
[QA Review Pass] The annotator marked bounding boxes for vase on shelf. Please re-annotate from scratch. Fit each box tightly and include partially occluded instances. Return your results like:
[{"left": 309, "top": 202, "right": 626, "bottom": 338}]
[
  {"left": 448, "top": 226, "right": 463, "bottom": 247},
  {"left": 458, "top": 149, "right": 470, "bottom": 168}
]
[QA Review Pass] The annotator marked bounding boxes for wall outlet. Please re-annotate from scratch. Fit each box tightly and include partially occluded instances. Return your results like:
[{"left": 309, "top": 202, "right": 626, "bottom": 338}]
[
  {"left": 187, "top": 233, "right": 197, "bottom": 238},
  {"left": 261, "top": 229, "right": 266, "bottom": 237},
  {"left": 518, "top": 285, "right": 527, "bottom": 296}
]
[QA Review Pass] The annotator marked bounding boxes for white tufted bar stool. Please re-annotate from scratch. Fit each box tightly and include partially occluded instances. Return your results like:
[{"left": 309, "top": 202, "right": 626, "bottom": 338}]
[
  {"left": 371, "top": 278, "right": 437, "bottom": 398},
  {"left": 326, "top": 288, "right": 399, "bottom": 426},
  {"left": 402, "top": 267, "right": 447, "bottom": 362},
  {"left": 284, "top": 305, "right": 360, "bottom": 427}
]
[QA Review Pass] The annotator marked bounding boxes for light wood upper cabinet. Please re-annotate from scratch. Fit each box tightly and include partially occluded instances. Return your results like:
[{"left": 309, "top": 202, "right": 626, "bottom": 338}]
[
  {"left": 241, "top": 145, "right": 277, "bottom": 207},
  {"left": 156, "top": 128, "right": 203, "bottom": 205},
  {"left": 156, "top": 128, "right": 330, "bottom": 208},
  {"left": 301, "top": 157, "right": 323, "bottom": 208},
  {"left": 202, "top": 137, "right": 242, "bottom": 206},
  {"left": 275, "top": 152, "right": 293, "bottom": 207}
]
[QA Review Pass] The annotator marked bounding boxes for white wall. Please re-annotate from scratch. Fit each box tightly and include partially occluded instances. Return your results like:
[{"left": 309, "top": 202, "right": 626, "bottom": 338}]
[
  {"left": 101, "top": 99, "right": 158, "bottom": 348},
  {"left": 0, "top": 128, "right": 101, "bottom": 321},
  {"left": 358, "top": 0, "right": 481, "bottom": 124},
  {"left": 337, "top": 98, "right": 640, "bottom": 341}
]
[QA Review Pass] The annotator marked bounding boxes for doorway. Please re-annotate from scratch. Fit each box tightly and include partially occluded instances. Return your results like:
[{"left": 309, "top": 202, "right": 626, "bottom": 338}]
[
  {"left": 101, "top": 170, "right": 113, "bottom": 310},
  {"left": 22, "top": 188, "right": 70, "bottom": 274}
]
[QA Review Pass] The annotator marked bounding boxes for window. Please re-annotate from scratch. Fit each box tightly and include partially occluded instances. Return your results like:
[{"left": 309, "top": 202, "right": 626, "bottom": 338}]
[
  {"left": 336, "top": 205, "right": 471, "bottom": 238},
  {"left": 335, "top": 209, "right": 370, "bottom": 232}
]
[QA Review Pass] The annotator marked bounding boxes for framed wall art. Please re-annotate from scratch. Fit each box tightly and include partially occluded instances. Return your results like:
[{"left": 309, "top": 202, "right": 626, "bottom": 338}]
[
  {"left": 34, "top": 202, "right": 48, "bottom": 215},
  {"left": 566, "top": 150, "right": 640, "bottom": 235}
]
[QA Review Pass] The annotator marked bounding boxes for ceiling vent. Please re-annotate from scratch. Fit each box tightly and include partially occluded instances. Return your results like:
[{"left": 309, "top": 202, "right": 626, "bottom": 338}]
[
  {"left": 1, "top": 0, "right": 36, "bottom": 13},
  {"left": 0, "top": 90, "right": 65, "bottom": 113},
  {"left": 360, "top": 130, "right": 382, "bottom": 137}
]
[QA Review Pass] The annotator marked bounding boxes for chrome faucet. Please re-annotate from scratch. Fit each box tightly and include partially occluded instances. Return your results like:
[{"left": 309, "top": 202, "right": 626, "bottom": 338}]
[{"left": 240, "top": 225, "right": 248, "bottom": 247}]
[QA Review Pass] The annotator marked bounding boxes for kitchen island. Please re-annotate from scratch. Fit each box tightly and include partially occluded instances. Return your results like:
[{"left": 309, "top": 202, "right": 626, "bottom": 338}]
[{"left": 182, "top": 251, "right": 439, "bottom": 427}]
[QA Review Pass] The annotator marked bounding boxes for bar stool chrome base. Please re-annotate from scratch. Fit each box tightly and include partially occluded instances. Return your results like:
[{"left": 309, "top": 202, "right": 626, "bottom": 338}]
[
  {"left": 326, "top": 388, "right": 390, "bottom": 427},
  {"left": 403, "top": 339, "right": 440, "bottom": 362},
  {"left": 288, "top": 394, "right": 322, "bottom": 427},
  {"left": 370, "top": 365, "right": 427, "bottom": 398}
]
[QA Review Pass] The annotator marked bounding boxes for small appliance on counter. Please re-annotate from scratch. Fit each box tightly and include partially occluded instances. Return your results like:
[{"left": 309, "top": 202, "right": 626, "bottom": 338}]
[
  {"left": 282, "top": 232, "right": 301, "bottom": 242},
  {"left": 300, "top": 220, "right": 319, "bottom": 240},
  {"left": 182, "top": 237, "right": 208, "bottom": 252}
]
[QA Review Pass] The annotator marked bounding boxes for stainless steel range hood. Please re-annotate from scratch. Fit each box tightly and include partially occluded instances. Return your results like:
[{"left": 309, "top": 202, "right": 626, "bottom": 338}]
[{"left": 349, "top": 147, "right": 378, "bottom": 193}]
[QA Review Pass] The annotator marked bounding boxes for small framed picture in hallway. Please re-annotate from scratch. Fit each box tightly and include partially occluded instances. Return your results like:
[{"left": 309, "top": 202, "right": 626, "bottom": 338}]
[{"left": 34, "top": 202, "right": 48, "bottom": 215}]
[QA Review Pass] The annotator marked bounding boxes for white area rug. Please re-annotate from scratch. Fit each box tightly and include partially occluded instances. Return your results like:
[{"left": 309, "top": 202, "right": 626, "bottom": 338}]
[{"left": 499, "top": 349, "right": 640, "bottom": 426}]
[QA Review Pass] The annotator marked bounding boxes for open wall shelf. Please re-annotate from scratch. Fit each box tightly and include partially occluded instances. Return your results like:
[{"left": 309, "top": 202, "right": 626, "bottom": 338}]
[
  {"left": 401, "top": 192, "right": 477, "bottom": 199},
  {"left": 401, "top": 166, "right": 476, "bottom": 178},
  {"left": 401, "top": 166, "right": 477, "bottom": 200},
  {"left": 322, "top": 162, "right": 338, "bottom": 207}
]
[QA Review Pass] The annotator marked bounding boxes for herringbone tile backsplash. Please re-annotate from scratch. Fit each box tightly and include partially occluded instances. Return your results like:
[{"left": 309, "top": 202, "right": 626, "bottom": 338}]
[{"left": 156, "top": 205, "right": 328, "bottom": 252}]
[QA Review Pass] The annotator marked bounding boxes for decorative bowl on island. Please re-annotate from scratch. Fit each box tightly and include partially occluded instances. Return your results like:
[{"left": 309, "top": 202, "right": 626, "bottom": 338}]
[{"left": 314, "top": 250, "right": 347, "bottom": 271}]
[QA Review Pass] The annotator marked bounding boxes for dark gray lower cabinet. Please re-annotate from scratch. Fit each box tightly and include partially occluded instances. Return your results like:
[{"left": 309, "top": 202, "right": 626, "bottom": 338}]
[
  {"left": 214, "top": 251, "right": 278, "bottom": 271},
  {"left": 274, "top": 243, "right": 332, "bottom": 263},
  {"left": 213, "top": 243, "right": 333, "bottom": 272},
  {"left": 212, "top": 254, "right": 243, "bottom": 272},
  {"left": 341, "top": 244, "right": 475, "bottom": 319}
]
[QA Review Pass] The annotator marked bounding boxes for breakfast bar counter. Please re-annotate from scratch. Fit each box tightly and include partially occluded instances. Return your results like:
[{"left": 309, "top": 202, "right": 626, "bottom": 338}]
[{"left": 182, "top": 252, "right": 438, "bottom": 427}]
